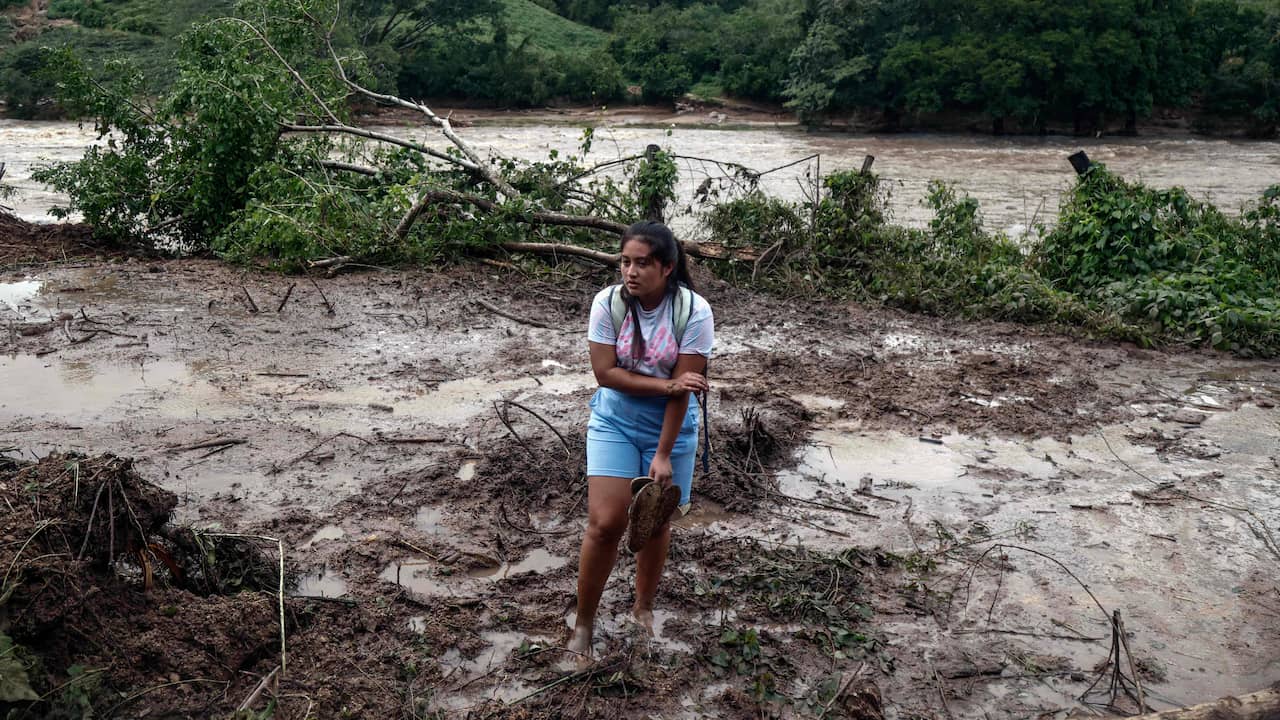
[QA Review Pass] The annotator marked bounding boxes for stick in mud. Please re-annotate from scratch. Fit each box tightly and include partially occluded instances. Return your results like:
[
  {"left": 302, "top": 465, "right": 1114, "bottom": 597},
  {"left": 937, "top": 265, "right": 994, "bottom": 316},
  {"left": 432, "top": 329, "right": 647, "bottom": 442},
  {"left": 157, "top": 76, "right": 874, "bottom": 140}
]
[
  {"left": 276, "top": 282, "right": 296, "bottom": 313},
  {"left": 240, "top": 284, "right": 259, "bottom": 313},
  {"left": 474, "top": 298, "right": 552, "bottom": 329},
  {"left": 308, "top": 276, "right": 335, "bottom": 315}
]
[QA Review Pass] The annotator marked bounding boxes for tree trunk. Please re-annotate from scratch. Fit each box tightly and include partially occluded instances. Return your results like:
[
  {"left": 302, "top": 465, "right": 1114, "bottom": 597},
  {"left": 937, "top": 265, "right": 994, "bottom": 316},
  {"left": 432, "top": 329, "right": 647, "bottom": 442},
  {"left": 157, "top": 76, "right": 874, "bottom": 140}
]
[{"left": 1127, "top": 687, "right": 1280, "bottom": 720}]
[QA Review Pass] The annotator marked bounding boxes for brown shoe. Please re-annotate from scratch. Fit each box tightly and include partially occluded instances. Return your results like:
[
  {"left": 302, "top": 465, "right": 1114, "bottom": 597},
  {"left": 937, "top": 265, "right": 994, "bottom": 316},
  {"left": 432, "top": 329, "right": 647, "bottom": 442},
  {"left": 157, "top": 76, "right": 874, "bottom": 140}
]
[
  {"left": 627, "top": 478, "right": 662, "bottom": 553},
  {"left": 654, "top": 485, "right": 681, "bottom": 533}
]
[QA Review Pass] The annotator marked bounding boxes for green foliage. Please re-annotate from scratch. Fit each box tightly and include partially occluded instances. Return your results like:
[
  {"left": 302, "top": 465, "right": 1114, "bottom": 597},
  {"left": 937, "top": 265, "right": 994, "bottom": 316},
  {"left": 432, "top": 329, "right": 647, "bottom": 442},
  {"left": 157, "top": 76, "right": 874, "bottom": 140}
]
[
  {"left": 629, "top": 147, "right": 678, "bottom": 218},
  {"left": 1038, "top": 165, "right": 1280, "bottom": 354},
  {"left": 701, "top": 163, "right": 1278, "bottom": 356},
  {"left": 33, "top": 0, "right": 349, "bottom": 247}
]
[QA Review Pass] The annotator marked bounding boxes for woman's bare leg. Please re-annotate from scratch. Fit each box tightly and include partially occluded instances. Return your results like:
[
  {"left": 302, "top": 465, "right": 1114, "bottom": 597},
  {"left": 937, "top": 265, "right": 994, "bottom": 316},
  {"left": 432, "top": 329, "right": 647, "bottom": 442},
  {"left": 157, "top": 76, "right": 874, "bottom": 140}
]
[
  {"left": 569, "top": 476, "right": 631, "bottom": 662},
  {"left": 632, "top": 520, "right": 671, "bottom": 632}
]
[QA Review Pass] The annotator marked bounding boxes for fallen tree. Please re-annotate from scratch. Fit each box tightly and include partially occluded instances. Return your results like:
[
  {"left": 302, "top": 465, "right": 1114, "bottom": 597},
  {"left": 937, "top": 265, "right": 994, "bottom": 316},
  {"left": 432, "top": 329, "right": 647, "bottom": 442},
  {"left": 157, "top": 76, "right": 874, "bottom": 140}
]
[{"left": 29, "top": 0, "right": 762, "bottom": 269}]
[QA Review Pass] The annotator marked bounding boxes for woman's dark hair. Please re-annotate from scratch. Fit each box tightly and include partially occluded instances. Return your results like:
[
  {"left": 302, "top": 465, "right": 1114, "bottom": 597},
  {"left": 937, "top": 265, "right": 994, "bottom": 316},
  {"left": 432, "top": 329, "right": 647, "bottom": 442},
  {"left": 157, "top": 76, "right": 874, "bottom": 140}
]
[{"left": 618, "top": 221, "right": 694, "bottom": 360}]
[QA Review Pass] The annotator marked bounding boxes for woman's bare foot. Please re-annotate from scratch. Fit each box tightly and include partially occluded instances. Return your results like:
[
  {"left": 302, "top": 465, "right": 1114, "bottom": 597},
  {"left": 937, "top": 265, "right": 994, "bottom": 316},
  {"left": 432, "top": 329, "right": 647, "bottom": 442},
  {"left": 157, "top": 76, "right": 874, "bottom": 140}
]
[
  {"left": 567, "top": 625, "right": 594, "bottom": 668},
  {"left": 632, "top": 604, "right": 655, "bottom": 636}
]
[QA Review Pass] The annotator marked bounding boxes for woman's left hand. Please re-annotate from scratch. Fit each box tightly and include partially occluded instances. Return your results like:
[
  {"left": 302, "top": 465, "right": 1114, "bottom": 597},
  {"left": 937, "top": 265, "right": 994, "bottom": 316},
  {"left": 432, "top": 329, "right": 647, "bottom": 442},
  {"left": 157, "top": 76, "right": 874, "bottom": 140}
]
[{"left": 648, "top": 453, "right": 673, "bottom": 489}]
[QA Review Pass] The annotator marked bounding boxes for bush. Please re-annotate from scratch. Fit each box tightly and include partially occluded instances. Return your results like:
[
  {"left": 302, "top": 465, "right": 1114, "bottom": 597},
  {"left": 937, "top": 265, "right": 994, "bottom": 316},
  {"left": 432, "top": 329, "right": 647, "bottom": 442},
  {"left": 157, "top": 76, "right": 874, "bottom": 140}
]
[{"left": 1037, "top": 166, "right": 1280, "bottom": 354}]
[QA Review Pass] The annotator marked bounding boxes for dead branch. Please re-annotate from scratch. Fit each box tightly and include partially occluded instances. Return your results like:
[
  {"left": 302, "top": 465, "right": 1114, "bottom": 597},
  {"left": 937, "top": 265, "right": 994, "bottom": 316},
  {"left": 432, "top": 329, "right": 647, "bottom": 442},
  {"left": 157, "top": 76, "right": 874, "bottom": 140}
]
[
  {"left": 320, "top": 34, "right": 517, "bottom": 199},
  {"left": 377, "top": 435, "right": 446, "bottom": 444},
  {"left": 394, "top": 188, "right": 628, "bottom": 240},
  {"left": 307, "top": 256, "right": 351, "bottom": 269},
  {"left": 282, "top": 124, "right": 478, "bottom": 172},
  {"left": 168, "top": 438, "right": 247, "bottom": 453},
  {"left": 1126, "top": 687, "right": 1280, "bottom": 719},
  {"left": 319, "top": 160, "right": 378, "bottom": 176},
  {"left": 474, "top": 298, "right": 552, "bottom": 329},
  {"left": 307, "top": 276, "right": 335, "bottom": 315},
  {"left": 276, "top": 282, "right": 296, "bottom": 312},
  {"left": 496, "top": 399, "right": 573, "bottom": 459},
  {"left": 240, "top": 284, "right": 260, "bottom": 313},
  {"left": 500, "top": 241, "right": 619, "bottom": 265}
]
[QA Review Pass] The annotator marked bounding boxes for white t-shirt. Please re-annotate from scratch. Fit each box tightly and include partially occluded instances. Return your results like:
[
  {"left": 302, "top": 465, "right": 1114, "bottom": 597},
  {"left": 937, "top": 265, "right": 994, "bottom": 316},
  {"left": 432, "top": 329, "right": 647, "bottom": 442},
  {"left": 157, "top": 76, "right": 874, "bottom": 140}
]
[{"left": 587, "top": 285, "right": 714, "bottom": 380}]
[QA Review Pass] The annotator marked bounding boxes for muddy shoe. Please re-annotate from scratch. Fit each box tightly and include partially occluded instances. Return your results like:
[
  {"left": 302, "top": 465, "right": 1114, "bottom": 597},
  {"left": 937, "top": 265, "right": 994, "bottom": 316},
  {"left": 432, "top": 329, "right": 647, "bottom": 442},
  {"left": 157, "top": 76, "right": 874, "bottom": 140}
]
[
  {"left": 654, "top": 485, "right": 681, "bottom": 534},
  {"left": 627, "top": 478, "right": 662, "bottom": 553}
]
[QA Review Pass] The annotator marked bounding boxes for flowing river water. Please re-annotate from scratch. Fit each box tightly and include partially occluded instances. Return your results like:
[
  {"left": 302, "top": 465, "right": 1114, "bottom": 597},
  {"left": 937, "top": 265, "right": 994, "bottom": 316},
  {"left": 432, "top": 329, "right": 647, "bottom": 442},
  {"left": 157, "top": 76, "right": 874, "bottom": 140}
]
[{"left": 2, "top": 118, "right": 1278, "bottom": 237}]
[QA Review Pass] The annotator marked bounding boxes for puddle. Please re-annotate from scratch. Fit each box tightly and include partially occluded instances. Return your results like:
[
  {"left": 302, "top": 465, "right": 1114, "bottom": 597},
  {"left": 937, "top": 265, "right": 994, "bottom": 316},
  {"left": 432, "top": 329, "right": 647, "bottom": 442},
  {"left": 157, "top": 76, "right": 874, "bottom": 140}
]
[
  {"left": 301, "top": 525, "right": 345, "bottom": 548},
  {"left": 304, "top": 372, "right": 594, "bottom": 425},
  {"left": 414, "top": 506, "right": 447, "bottom": 534},
  {"left": 0, "top": 279, "right": 42, "bottom": 312},
  {"left": 0, "top": 356, "right": 191, "bottom": 417},
  {"left": 436, "top": 630, "right": 539, "bottom": 708},
  {"left": 778, "top": 430, "right": 970, "bottom": 497},
  {"left": 790, "top": 393, "right": 846, "bottom": 414},
  {"left": 292, "top": 567, "right": 348, "bottom": 598},
  {"left": 456, "top": 461, "right": 476, "bottom": 483},
  {"left": 380, "top": 558, "right": 462, "bottom": 597},
  {"left": 674, "top": 500, "right": 737, "bottom": 529},
  {"left": 469, "top": 548, "right": 568, "bottom": 580}
]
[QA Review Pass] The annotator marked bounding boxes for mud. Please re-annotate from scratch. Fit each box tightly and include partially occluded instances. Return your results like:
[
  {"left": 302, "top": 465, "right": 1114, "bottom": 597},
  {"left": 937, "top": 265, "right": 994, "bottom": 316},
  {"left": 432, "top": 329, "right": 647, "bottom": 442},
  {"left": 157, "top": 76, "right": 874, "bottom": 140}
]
[
  {"left": 0, "top": 210, "right": 106, "bottom": 267},
  {"left": 1, "top": 253, "right": 1278, "bottom": 718}
]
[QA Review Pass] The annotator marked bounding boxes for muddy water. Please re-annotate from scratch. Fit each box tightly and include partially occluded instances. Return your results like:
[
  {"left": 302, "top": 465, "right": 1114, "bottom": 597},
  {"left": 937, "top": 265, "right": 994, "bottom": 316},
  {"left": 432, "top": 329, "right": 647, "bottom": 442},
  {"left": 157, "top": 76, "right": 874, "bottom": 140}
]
[
  {"left": 4, "top": 119, "right": 1279, "bottom": 236},
  {"left": 735, "top": 397, "right": 1280, "bottom": 714}
]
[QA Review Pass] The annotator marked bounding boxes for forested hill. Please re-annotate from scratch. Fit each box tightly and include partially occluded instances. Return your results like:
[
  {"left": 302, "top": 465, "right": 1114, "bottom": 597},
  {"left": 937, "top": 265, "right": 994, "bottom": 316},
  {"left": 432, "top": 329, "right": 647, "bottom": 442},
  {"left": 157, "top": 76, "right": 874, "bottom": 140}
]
[{"left": 2, "top": 0, "right": 1277, "bottom": 135}]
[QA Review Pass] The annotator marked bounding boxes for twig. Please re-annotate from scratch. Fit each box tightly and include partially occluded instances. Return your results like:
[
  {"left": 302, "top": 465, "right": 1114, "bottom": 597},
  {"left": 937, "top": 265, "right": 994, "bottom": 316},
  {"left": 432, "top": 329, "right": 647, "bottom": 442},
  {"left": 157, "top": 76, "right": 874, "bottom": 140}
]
[
  {"left": 773, "top": 490, "right": 879, "bottom": 519},
  {"left": 276, "top": 283, "right": 296, "bottom": 313},
  {"left": 308, "top": 277, "right": 335, "bottom": 315},
  {"left": 168, "top": 437, "right": 247, "bottom": 453},
  {"left": 475, "top": 298, "right": 552, "bottom": 329},
  {"left": 499, "top": 502, "right": 573, "bottom": 536},
  {"left": 236, "top": 665, "right": 281, "bottom": 711},
  {"left": 378, "top": 435, "right": 446, "bottom": 444},
  {"left": 240, "top": 285, "right": 259, "bottom": 313},
  {"left": 496, "top": 399, "right": 573, "bottom": 459},
  {"left": 494, "top": 402, "right": 536, "bottom": 461},
  {"left": 817, "top": 669, "right": 858, "bottom": 719},
  {"left": 277, "top": 432, "right": 371, "bottom": 471}
]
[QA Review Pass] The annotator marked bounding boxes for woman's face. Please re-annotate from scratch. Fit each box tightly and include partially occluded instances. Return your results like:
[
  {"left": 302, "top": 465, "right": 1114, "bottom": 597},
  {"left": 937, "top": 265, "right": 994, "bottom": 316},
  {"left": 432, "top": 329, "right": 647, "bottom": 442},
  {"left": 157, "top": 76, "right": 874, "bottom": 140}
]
[{"left": 620, "top": 237, "right": 672, "bottom": 302}]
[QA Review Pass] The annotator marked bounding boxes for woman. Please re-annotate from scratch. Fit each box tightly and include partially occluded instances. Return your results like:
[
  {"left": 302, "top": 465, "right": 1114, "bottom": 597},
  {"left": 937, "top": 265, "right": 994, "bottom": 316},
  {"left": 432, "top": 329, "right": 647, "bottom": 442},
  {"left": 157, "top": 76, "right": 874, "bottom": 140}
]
[{"left": 568, "top": 221, "right": 714, "bottom": 660}]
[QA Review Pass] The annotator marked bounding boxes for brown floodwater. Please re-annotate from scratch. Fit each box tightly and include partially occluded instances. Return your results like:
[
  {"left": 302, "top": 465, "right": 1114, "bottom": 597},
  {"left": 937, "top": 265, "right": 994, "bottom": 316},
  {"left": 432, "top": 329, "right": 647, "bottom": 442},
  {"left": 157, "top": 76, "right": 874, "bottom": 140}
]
[{"left": 3, "top": 118, "right": 1278, "bottom": 237}]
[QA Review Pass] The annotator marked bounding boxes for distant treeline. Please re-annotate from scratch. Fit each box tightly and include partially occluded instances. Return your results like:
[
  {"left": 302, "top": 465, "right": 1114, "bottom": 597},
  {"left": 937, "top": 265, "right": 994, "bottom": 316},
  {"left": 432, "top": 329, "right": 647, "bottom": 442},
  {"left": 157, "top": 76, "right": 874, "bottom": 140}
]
[
  {"left": 2, "top": 0, "right": 1277, "bottom": 133},
  {"left": 587, "top": 0, "right": 1280, "bottom": 134}
]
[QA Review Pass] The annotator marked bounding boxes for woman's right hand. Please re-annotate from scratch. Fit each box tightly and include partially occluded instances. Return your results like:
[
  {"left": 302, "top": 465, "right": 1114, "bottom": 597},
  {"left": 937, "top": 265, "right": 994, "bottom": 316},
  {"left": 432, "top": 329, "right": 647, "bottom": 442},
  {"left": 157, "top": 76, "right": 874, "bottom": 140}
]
[{"left": 665, "top": 371, "right": 708, "bottom": 396}]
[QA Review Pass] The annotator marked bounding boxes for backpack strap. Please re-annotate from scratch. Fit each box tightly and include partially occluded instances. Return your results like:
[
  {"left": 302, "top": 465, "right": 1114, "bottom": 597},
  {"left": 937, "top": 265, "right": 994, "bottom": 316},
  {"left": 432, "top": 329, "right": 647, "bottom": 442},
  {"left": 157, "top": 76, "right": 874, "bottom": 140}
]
[
  {"left": 609, "top": 285, "right": 628, "bottom": 340},
  {"left": 672, "top": 285, "right": 693, "bottom": 346},
  {"left": 612, "top": 284, "right": 695, "bottom": 345}
]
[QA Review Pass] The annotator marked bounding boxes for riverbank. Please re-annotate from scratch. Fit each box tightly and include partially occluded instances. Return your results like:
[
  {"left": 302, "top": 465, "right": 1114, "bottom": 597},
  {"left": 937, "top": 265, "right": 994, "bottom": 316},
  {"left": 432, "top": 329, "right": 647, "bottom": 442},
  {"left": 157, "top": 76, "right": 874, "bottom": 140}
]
[
  {"left": 2, "top": 237, "right": 1277, "bottom": 717},
  {"left": 357, "top": 100, "right": 1267, "bottom": 139}
]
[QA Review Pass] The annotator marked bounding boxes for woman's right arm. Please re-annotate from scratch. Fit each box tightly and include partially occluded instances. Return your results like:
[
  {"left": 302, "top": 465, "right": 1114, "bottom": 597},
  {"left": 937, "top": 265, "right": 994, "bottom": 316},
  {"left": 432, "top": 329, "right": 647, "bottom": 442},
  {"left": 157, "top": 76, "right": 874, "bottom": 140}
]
[{"left": 589, "top": 342, "right": 707, "bottom": 397}]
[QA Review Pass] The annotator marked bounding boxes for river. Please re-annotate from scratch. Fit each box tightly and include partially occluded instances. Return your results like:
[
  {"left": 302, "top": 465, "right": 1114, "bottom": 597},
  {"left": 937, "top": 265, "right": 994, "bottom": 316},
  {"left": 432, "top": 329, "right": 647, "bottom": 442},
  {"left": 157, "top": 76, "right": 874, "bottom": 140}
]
[{"left": 3, "top": 118, "right": 1278, "bottom": 237}]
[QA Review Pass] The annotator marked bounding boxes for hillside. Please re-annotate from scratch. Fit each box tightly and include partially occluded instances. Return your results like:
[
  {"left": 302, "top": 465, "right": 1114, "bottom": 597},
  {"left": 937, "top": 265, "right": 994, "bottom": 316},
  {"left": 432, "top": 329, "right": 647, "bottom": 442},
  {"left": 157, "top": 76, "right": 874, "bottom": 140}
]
[{"left": 496, "top": 0, "right": 608, "bottom": 54}]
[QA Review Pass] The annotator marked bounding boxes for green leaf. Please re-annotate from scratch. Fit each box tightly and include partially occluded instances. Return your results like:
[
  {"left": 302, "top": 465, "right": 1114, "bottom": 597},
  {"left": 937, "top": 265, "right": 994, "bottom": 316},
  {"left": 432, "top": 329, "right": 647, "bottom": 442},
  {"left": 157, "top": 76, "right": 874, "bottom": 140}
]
[{"left": 0, "top": 633, "right": 39, "bottom": 702}]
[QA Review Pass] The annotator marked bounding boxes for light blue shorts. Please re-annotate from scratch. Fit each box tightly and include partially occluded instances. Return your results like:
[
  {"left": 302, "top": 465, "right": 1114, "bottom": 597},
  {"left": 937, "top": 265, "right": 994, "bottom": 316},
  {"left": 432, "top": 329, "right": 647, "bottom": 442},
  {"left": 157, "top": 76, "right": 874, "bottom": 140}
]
[{"left": 586, "top": 387, "right": 700, "bottom": 505}]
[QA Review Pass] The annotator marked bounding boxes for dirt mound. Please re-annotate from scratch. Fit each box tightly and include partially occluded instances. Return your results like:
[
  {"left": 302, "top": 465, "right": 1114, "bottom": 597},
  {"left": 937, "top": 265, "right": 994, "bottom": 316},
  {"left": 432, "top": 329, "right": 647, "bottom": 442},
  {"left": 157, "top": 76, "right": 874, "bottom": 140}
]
[
  {"left": 0, "top": 210, "right": 110, "bottom": 266},
  {"left": 0, "top": 454, "right": 286, "bottom": 716}
]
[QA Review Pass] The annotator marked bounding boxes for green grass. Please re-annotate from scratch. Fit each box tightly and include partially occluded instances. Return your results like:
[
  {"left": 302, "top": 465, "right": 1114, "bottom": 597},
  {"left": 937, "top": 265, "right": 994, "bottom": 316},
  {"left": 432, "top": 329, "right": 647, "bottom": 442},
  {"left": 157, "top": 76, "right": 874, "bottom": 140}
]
[{"left": 496, "top": 0, "right": 609, "bottom": 53}]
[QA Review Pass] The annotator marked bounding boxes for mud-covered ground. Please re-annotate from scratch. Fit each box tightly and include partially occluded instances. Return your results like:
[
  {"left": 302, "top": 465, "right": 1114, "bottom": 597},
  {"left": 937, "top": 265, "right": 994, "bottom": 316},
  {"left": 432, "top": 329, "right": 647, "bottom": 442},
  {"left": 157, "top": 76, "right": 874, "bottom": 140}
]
[{"left": 2, "top": 229, "right": 1278, "bottom": 718}]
